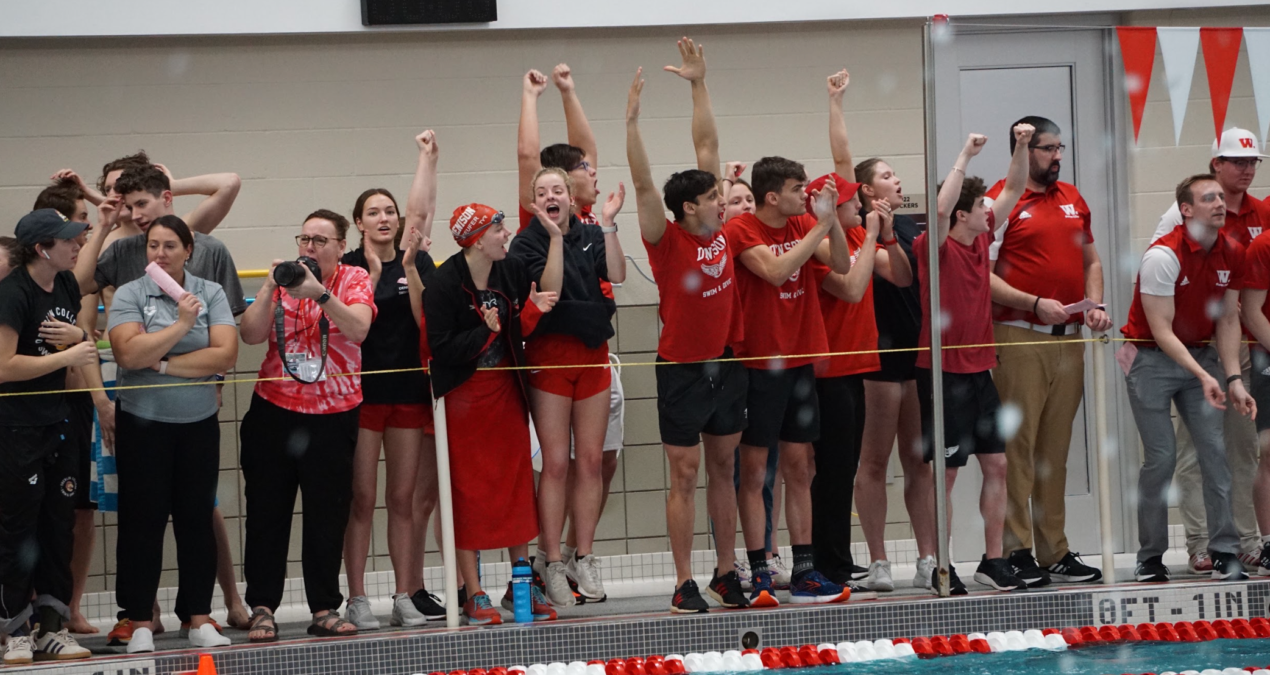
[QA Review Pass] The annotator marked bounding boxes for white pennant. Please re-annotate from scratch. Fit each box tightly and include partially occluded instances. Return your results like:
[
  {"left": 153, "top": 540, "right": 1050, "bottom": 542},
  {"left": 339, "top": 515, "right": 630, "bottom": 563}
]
[
  {"left": 1157, "top": 27, "right": 1201, "bottom": 145},
  {"left": 1245, "top": 28, "right": 1270, "bottom": 149}
]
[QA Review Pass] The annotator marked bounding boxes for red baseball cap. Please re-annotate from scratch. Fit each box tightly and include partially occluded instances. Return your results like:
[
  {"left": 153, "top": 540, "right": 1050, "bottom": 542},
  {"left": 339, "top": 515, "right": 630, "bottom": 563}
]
[
  {"left": 805, "top": 173, "right": 862, "bottom": 213},
  {"left": 449, "top": 203, "right": 504, "bottom": 248}
]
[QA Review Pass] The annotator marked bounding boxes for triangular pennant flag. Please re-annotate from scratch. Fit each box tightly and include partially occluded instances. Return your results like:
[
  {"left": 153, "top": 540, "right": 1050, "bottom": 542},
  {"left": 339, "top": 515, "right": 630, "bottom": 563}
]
[
  {"left": 1157, "top": 27, "right": 1201, "bottom": 145},
  {"left": 1246, "top": 28, "right": 1270, "bottom": 149},
  {"left": 1117, "top": 27, "right": 1157, "bottom": 143},
  {"left": 1200, "top": 28, "right": 1243, "bottom": 140}
]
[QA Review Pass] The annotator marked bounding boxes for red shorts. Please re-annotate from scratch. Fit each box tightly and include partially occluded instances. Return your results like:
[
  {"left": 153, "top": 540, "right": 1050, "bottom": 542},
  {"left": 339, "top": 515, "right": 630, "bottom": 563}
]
[
  {"left": 525, "top": 334, "right": 612, "bottom": 401},
  {"left": 359, "top": 403, "right": 435, "bottom": 435}
]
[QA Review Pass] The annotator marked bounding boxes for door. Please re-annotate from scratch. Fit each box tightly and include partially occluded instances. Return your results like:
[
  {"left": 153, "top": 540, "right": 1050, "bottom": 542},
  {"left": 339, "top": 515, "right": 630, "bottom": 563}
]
[{"left": 931, "top": 26, "right": 1134, "bottom": 561}]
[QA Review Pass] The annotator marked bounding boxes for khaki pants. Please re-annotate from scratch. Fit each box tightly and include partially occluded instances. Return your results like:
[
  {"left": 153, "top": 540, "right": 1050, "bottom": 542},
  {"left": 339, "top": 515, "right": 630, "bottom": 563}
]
[
  {"left": 1173, "top": 344, "right": 1262, "bottom": 556},
  {"left": 993, "top": 324, "right": 1086, "bottom": 567}
]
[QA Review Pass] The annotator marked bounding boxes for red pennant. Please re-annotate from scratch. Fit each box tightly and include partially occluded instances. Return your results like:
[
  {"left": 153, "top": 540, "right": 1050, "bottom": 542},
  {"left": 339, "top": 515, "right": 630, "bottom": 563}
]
[
  {"left": 1200, "top": 27, "right": 1243, "bottom": 139},
  {"left": 1117, "top": 27, "right": 1158, "bottom": 143}
]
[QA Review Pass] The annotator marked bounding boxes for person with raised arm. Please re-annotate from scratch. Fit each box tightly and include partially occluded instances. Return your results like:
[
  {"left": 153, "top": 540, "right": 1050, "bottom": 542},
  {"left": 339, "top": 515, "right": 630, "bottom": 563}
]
[
  {"left": 517, "top": 65, "right": 601, "bottom": 231},
  {"left": 1122, "top": 174, "right": 1254, "bottom": 584},
  {"left": 425, "top": 203, "right": 561, "bottom": 625},
  {"left": 915, "top": 125, "right": 1033, "bottom": 595}
]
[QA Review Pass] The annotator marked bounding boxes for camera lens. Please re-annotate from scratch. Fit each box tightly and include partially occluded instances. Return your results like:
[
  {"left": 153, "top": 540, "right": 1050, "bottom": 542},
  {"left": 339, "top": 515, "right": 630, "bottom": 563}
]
[{"left": 273, "top": 261, "right": 302, "bottom": 288}]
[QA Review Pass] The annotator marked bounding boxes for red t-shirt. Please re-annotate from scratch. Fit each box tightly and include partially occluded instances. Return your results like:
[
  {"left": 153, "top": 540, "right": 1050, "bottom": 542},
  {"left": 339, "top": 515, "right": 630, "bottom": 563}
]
[
  {"left": 811, "top": 227, "right": 881, "bottom": 378},
  {"left": 915, "top": 225, "right": 997, "bottom": 374},
  {"left": 255, "top": 264, "right": 378, "bottom": 414},
  {"left": 985, "top": 180, "right": 1094, "bottom": 324},
  {"left": 724, "top": 212, "right": 828, "bottom": 370},
  {"left": 1121, "top": 226, "right": 1245, "bottom": 348},
  {"left": 1223, "top": 195, "right": 1270, "bottom": 246},
  {"left": 643, "top": 220, "right": 744, "bottom": 362},
  {"left": 1244, "top": 232, "right": 1270, "bottom": 329}
]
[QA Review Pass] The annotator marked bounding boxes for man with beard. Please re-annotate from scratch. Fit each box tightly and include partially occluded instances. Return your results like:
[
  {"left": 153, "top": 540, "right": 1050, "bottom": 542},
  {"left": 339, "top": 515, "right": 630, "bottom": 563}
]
[{"left": 983, "top": 116, "right": 1110, "bottom": 588}]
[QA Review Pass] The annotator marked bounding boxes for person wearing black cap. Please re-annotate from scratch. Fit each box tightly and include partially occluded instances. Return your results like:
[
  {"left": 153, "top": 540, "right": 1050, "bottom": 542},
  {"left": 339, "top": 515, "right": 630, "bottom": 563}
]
[{"left": 0, "top": 209, "right": 96, "bottom": 665}]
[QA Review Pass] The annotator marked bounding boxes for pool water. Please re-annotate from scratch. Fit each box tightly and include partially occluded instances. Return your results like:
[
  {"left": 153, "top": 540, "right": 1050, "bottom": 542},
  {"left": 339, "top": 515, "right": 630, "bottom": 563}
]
[{"left": 791, "top": 640, "right": 1270, "bottom": 675}]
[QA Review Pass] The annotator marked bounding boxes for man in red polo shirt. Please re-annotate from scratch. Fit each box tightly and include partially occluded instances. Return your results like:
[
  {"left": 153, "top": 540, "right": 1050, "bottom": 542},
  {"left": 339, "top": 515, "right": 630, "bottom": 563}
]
[
  {"left": 1238, "top": 220, "right": 1270, "bottom": 576},
  {"left": 1152, "top": 128, "right": 1270, "bottom": 575},
  {"left": 1121, "top": 174, "right": 1255, "bottom": 584},
  {"left": 915, "top": 125, "right": 1032, "bottom": 594},
  {"left": 983, "top": 116, "right": 1109, "bottom": 588}
]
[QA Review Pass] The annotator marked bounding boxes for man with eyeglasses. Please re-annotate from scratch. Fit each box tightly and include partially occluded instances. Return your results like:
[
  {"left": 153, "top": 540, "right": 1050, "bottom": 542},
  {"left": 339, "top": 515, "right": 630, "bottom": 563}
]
[
  {"left": 982, "top": 115, "right": 1109, "bottom": 588},
  {"left": 1152, "top": 127, "right": 1270, "bottom": 576}
]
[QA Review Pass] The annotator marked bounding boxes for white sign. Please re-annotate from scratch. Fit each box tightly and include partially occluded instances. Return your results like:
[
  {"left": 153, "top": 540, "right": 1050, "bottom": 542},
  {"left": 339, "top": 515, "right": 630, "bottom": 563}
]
[{"left": 1091, "top": 585, "right": 1251, "bottom": 625}]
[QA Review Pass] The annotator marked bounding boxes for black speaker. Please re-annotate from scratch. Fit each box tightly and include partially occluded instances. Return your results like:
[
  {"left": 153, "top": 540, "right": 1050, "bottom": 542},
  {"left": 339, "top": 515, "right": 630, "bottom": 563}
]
[{"left": 361, "top": 0, "right": 497, "bottom": 26}]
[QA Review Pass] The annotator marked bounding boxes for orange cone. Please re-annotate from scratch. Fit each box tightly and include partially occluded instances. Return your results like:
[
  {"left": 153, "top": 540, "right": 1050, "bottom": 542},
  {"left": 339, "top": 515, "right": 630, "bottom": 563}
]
[{"left": 197, "top": 654, "right": 218, "bottom": 675}]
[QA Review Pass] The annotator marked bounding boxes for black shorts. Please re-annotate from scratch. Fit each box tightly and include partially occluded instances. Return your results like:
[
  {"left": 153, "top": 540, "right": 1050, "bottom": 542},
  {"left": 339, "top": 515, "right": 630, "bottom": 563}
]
[
  {"left": 863, "top": 345, "right": 918, "bottom": 382},
  {"left": 656, "top": 350, "right": 748, "bottom": 447},
  {"left": 916, "top": 368, "right": 1004, "bottom": 468},
  {"left": 66, "top": 392, "right": 96, "bottom": 511},
  {"left": 1251, "top": 348, "right": 1270, "bottom": 433},
  {"left": 740, "top": 363, "right": 819, "bottom": 447}
]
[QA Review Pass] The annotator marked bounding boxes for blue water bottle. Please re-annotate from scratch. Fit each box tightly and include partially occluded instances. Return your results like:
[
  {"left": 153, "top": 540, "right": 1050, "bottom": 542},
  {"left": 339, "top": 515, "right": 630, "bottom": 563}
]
[{"left": 512, "top": 558, "right": 533, "bottom": 623}]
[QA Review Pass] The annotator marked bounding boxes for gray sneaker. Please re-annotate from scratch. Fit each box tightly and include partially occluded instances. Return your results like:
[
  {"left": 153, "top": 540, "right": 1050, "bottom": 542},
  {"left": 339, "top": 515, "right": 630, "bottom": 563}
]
[
  {"left": 391, "top": 592, "right": 428, "bottom": 627},
  {"left": 567, "top": 554, "right": 607, "bottom": 601},
  {"left": 914, "top": 555, "right": 936, "bottom": 590},
  {"left": 345, "top": 595, "right": 381, "bottom": 630},
  {"left": 542, "top": 561, "right": 576, "bottom": 607}
]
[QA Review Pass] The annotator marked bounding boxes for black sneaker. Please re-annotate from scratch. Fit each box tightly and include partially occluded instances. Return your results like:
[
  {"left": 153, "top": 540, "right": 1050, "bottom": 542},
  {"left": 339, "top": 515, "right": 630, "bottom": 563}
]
[
  {"left": 411, "top": 588, "right": 447, "bottom": 621},
  {"left": 1257, "top": 541, "right": 1270, "bottom": 576},
  {"left": 930, "top": 563, "right": 968, "bottom": 595},
  {"left": 1007, "top": 550, "right": 1051, "bottom": 587},
  {"left": 1211, "top": 551, "right": 1249, "bottom": 581},
  {"left": 457, "top": 585, "right": 469, "bottom": 608},
  {"left": 847, "top": 563, "right": 869, "bottom": 581},
  {"left": 670, "top": 579, "right": 710, "bottom": 614},
  {"left": 1134, "top": 555, "right": 1170, "bottom": 582},
  {"left": 974, "top": 555, "right": 1022, "bottom": 591},
  {"left": 706, "top": 569, "right": 749, "bottom": 609},
  {"left": 1046, "top": 551, "right": 1102, "bottom": 583}
]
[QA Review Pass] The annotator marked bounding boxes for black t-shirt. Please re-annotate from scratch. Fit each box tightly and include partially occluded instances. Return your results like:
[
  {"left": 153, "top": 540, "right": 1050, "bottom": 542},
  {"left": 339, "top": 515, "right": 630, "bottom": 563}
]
[
  {"left": 871, "top": 213, "right": 923, "bottom": 351},
  {"left": 475, "top": 290, "right": 508, "bottom": 368},
  {"left": 342, "top": 248, "right": 436, "bottom": 405},
  {"left": 0, "top": 267, "right": 82, "bottom": 426}
]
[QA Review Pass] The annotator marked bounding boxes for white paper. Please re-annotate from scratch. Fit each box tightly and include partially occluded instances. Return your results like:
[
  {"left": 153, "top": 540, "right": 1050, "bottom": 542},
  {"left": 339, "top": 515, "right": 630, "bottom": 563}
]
[
  {"left": 1064, "top": 299, "right": 1105, "bottom": 315},
  {"left": 1158, "top": 27, "right": 1201, "bottom": 146}
]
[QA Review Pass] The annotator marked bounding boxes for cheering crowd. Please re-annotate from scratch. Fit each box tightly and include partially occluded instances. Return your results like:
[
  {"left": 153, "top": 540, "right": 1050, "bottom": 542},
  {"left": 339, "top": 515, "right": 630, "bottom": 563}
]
[{"left": 1, "top": 36, "right": 1269, "bottom": 664}]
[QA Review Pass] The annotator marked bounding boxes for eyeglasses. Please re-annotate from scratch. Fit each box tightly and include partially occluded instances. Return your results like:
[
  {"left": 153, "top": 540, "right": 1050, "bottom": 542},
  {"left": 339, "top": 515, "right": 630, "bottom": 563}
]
[
  {"left": 1222, "top": 158, "right": 1263, "bottom": 169},
  {"left": 569, "top": 160, "right": 592, "bottom": 173},
  {"left": 1030, "top": 143, "right": 1066, "bottom": 154},
  {"left": 295, "top": 234, "right": 342, "bottom": 248}
]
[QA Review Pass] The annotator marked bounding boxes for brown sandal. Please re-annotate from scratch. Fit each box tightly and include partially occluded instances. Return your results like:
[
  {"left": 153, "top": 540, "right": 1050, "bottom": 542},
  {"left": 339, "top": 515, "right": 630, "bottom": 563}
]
[
  {"left": 307, "top": 611, "right": 357, "bottom": 638},
  {"left": 247, "top": 608, "right": 279, "bottom": 643}
]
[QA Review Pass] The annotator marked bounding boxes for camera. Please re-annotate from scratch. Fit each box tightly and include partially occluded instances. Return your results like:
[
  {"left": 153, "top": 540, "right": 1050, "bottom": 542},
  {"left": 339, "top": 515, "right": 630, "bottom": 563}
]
[{"left": 273, "top": 256, "right": 321, "bottom": 289}]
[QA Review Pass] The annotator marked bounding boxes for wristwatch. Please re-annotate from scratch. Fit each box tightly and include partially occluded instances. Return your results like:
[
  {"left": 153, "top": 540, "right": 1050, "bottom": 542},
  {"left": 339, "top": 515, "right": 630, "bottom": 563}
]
[
  {"left": 158, "top": 359, "right": 169, "bottom": 375},
  {"left": 317, "top": 290, "right": 332, "bottom": 305},
  {"left": 600, "top": 225, "right": 618, "bottom": 234}
]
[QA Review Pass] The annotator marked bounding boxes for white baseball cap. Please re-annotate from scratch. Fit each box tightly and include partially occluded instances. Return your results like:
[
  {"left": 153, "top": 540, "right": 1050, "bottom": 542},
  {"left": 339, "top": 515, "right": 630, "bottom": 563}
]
[{"left": 1212, "top": 127, "right": 1269, "bottom": 158}]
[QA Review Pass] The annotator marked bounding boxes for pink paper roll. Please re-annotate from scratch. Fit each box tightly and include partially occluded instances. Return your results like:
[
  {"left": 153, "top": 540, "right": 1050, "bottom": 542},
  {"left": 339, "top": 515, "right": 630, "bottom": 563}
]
[{"left": 145, "top": 262, "right": 187, "bottom": 301}]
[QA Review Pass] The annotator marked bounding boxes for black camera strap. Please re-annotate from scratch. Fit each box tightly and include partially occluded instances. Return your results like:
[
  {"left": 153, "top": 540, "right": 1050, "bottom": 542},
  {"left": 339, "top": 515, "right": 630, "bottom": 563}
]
[{"left": 273, "top": 289, "right": 329, "bottom": 385}]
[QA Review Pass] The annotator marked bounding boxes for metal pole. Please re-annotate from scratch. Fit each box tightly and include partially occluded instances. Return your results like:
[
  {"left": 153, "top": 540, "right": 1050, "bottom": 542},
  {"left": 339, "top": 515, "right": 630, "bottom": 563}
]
[
  {"left": 1091, "top": 333, "right": 1116, "bottom": 584},
  {"left": 922, "top": 18, "right": 951, "bottom": 598},
  {"left": 432, "top": 395, "right": 461, "bottom": 627}
]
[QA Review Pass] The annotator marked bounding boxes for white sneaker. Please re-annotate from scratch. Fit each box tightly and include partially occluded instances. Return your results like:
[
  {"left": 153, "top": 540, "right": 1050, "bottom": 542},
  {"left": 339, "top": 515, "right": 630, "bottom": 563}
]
[
  {"left": 566, "top": 554, "right": 607, "bottom": 601},
  {"left": 345, "top": 595, "right": 381, "bottom": 631},
  {"left": 733, "top": 559, "right": 753, "bottom": 590},
  {"left": 914, "top": 555, "right": 937, "bottom": 590},
  {"left": 863, "top": 560, "right": 895, "bottom": 592},
  {"left": 542, "top": 561, "right": 576, "bottom": 607},
  {"left": 188, "top": 623, "right": 231, "bottom": 648},
  {"left": 391, "top": 592, "right": 428, "bottom": 627},
  {"left": 769, "top": 555, "right": 793, "bottom": 589},
  {"left": 34, "top": 629, "right": 91, "bottom": 661},
  {"left": 3, "top": 635, "right": 33, "bottom": 665},
  {"left": 126, "top": 626, "right": 155, "bottom": 654}
]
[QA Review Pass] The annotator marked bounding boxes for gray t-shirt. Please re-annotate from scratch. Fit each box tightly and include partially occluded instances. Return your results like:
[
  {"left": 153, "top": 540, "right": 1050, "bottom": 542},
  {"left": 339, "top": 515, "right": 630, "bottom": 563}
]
[
  {"left": 107, "top": 273, "right": 236, "bottom": 423},
  {"left": 96, "top": 232, "right": 247, "bottom": 316}
]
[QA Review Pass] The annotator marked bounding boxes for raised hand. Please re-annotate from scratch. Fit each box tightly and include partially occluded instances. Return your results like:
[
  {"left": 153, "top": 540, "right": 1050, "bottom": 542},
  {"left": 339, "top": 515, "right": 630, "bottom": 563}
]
[
  {"left": 97, "top": 195, "right": 122, "bottom": 232},
  {"left": 153, "top": 163, "right": 175, "bottom": 182},
  {"left": 176, "top": 293, "right": 204, "bottom": 326},
  {"left": 416, "top": 129, "right": 438, "bottom": 159},
  {"left": 552, "top": 64, "right": 576, "bottom": 93},
  {"left": 725, "top": 161, "right": 747, "bottom": 182},
  {"left": 664, "top": 37, "right": 706, "bottom": 82},
  {"left": 1012, "top": 122, "right": 1036, "bottom": 147},
  {"left": 532, "top": 204, "right": 562, "bottom": 238},
  {"left": 827, "top": 69, "right": 849, "bottom": 101},
  {"left": 602, "top": 182, "right": 626, "bottom": 224},
  {"left": 626, "top": 68, "right": 645, "bottom": 123},
  {"left": 482, "top": 306, "right": 501, "bottom": 333},
  {"left": 365, "top": 245, "right": 383, "bottom": 283},
  {"left": 963, "top": 133, "right": 988, "bottom": 157},
  {"left": 402, "top": 224, "right": 425, "bottom": 258},
  {"left": 51, "top": 169, "right": 90, "bottom": 194},
  {"left": 874, "top": 199, "right": 894, "bottom": 238},
  {"left": 524, "top": 69, "right": 549, "bottom": 97},
  {"left": 811, "top": 180, "right": 840, "bottom": 223},
  {"left": 529, "top": 281, "right": 559, "bottom": 313}
]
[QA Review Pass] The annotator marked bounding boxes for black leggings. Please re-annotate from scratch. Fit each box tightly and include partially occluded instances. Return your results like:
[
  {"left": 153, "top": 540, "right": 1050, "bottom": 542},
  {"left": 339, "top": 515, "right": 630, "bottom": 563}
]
[
  {"left": 811, "top": 375, "right": 866, "bottom": 583},
  {"left": 114, "top": 407, "right": 220, "bottom": 622},
  {"left": 240, "top": 394, "right": 357, "bottom": 614}
]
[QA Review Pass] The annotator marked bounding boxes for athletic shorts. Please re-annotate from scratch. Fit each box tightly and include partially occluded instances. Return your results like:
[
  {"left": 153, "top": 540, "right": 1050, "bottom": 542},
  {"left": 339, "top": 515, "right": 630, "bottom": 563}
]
[
  {"left": 863, "top": 346, "right": 918, "bottom": 383},
  {"left": 1250, "top": 348, "right": 1270, "bottom": 433},
  {"left": 571, "top": 354, "right": 625, "bottom": 458},
  {"left": 359, "top": 403, "right": 435, "bottom": 435},
  {"left": 655, "top": 349, "right": 748, "bottom": 448},
  {"left": 916, "top": 368, "right": 1004, "bottom": 468},
  {"left": 739, "top": 363, "right": 819, "bottom": 447},
  {"left": 67, "top": 392, "right": 96, "bottom": 510},
  {"left": 526, "top": 334, "right": 612, "bottom": 401}
]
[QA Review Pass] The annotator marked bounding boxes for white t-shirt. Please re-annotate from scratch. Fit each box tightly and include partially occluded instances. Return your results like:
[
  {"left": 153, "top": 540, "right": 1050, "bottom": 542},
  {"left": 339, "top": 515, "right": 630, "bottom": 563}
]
[
  {"left": 1151, "top": 203, "right": 1184, "bottom": 243},
  {"left": 1138, "top": 246, "right": 1181, "bottom": 296}
]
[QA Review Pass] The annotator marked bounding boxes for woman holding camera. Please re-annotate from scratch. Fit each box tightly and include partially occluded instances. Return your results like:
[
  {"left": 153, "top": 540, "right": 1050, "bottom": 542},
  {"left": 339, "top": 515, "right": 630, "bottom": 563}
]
[
  {"left": 425, "top": 202, "right": 560, "bottom": 625},
  {"left": 238, "top": 210, "right": 376, "bottom": 642},
  {"left": 107, "top": 215, "right": 238, "bottom": 652}
]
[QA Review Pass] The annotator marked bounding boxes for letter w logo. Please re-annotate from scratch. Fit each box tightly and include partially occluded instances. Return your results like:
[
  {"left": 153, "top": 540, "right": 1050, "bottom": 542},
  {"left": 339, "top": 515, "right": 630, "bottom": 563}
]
[
  {"left": 1241, "top": 137, "right": 1256, "bottom": 149},
  {"left": 1059, "top": 204, "right": 1080, "bottom": 218},
  {"left": 1218, "top": 270, "right": 1231, "bottom": 284}
]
